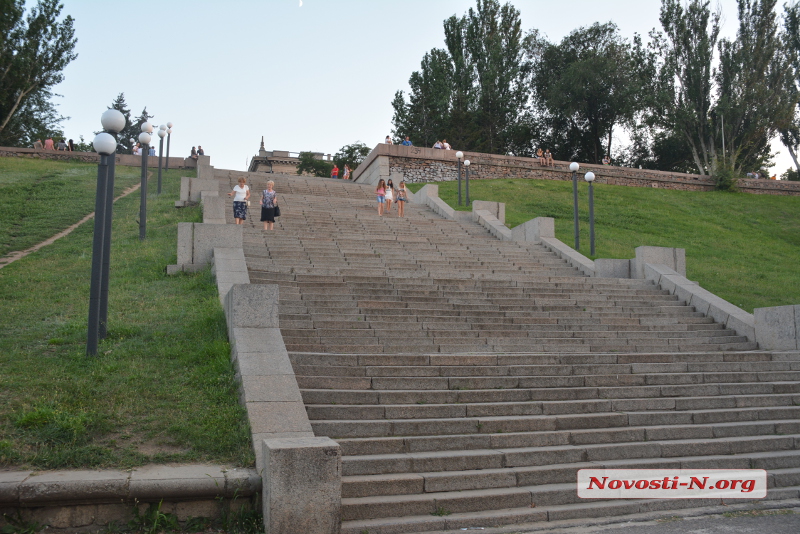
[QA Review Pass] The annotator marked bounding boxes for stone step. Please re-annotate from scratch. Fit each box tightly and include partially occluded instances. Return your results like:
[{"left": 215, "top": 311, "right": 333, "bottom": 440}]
[
  {"left": 310, "top": 406, "right": 800, "bottom": 438},
  {"left": 333, "top": 420, "right": 800, "bottom": 457},
  {"left": 337, "top": 434, "right": 800, "bottom": 479},
  {"left": 296, "top": 368, "right": 795, "bottom": 391},
  {"left": 304, "top": 392, "right": 800, "bottom": 419},
  {"left": 339, "top": 484, "right": 800, "bottom": 533},
  {"left": 300, "top": 382, "right": 800, "bottom": 405},
  {"left": 289, "top": 351, "right": 783, "bottom": 367},
  {"left": 341, "top": 449, "right": 800, "bottom": 498}
]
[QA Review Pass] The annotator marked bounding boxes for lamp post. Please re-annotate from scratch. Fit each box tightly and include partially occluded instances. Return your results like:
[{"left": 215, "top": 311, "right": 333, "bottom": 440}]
[
  {"left": 139, "top": 122, "right": 153, "bottom": 240},
  {"left": 569, "top": 162, "right": 580, "bottom": 251},
  {"left": 456, "top": 151, "right": 464, "bottom": 206},
  {"left": 165, "top": 122, "right": 173, "bottom": 171},
  {"left": 157, "top": 125, "right": 166, "bottom": 194},
  {"left": 98, "top": 110, "right": 125, "bottom": 340},
  {"left": 87, "top": 109, "right": 124, "bottom": 356},
  {"left": 585, "top": 171, "right": 596, "bottom": 256},
  {"left": 464, "top": 159, "right": 471, "bottom": 206}
]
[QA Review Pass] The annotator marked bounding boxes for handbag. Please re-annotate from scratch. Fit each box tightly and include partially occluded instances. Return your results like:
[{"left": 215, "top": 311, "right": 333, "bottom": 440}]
[{"left": 274, "top": 205, "right": 281, "bottom": 217}]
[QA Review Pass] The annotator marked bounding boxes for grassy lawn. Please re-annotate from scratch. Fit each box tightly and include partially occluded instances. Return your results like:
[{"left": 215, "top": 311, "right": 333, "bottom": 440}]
[
  {"left": 0, "top": 159, "right": 254, "bottom": 470},
  {"left": 0, "top": 157, "right": 145, "bottom": 257},
  {"left": 408, "top": 178, "right": 800, "bottom": 313}
]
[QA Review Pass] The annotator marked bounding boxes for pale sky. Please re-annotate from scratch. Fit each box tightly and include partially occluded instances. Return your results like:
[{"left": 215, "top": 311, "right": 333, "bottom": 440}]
[{"left": 49, "top": 0, "right": 793, "bottom": 176}]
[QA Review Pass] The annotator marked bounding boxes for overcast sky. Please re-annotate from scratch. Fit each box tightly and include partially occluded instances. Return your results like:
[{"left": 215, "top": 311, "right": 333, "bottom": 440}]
[{"left": 49, "top": 0, "right": 793, "bottom": 175}]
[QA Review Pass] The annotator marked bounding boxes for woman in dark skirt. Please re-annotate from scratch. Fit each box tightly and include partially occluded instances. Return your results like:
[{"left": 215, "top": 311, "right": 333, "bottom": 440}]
[
  {"left": 260, "top": 180, "right": 278, "bottom": 231},
  {"left": 227, "top": 176, "right": 250, "bottom": 224}
]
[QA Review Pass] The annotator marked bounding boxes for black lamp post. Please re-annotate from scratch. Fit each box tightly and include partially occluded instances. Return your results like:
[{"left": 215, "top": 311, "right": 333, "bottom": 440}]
[
  {"left": 456, "top": 151, "right": 464, "bottom": 206},
  {"left": 464, "top": 159, "right": 471, "bottom": 206},
  {"left": 165, "top": 122, "right": 173, "bottom": 171},
  {"left": 157, "top": 124, "right": 166, "bottom": 194},
  {"left": 138, "top": 122, "right": 153, "bottom": 240},
  {"left": 585, "top": 171, "right": 596, "bottom": 256},
  {"left": 569, "top": 162, "right": 580, "bottom": 251},
  {"left": 87, "top": 109, "right": 125, "bottom": 356}
]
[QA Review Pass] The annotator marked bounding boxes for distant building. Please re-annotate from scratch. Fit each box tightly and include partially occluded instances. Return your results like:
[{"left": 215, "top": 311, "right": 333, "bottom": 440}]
[{"left": 248, "top": 136, "right": 331, "bottom": 175}]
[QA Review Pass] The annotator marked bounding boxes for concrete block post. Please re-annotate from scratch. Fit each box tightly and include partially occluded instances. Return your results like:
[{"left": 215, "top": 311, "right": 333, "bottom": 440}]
[
  {"left": 201, "top": 192, "right": 226, "bottom": 224},
  {"left": 754, "top": 305, "right": 800, "bottom": 350},
  {"left": 632, "top": 246, "right": 685, "bottom": 279},
  {"left": 189, "top": 178, "right": 220, "bottom": 202},
  {"left": 511, "top": 217, "right": 554, "bottom": 243},
  {"left": 224, "top": 284, "right": 278, "bottom": 338},
  {"left": 262, "top": 437, "right": 342, "bottom": 534},
  {"left": 472, "top": 200, "right": 505, "bottom": 224},
  {"left": 192, "top": 223, "right": 243, "bottom": 266}
]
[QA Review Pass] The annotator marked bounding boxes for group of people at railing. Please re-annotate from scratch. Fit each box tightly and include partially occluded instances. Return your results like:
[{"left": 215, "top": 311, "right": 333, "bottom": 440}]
[{"left": 33, "top": 137, "right": 73, "bottom": 151}]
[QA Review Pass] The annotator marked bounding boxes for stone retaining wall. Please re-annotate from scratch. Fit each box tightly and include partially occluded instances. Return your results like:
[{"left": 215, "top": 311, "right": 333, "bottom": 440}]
[
  {"left": 0, "top": 146, "right": 195, "bottom": 169},
  {"left": 353, "top": 144, "right": 800, "bottom": 196}
]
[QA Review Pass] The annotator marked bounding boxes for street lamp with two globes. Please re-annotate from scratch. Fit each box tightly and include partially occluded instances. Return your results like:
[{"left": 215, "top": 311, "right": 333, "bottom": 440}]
[
  {"left": 139, "top": 122, "right": 153, "bottom": 240},
  {"left": 87, "top": 109, "right": 125, "bottom": 356}
]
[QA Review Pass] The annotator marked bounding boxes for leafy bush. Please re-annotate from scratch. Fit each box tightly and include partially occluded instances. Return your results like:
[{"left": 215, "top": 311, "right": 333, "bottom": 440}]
[
  {"left": 781, "top": 167, "right": 799, "bottom": 181},
  {"left": 334, "top": 142, "right": 371, "bottom": 171},
  {"left": 712, "top": 165, "right": 739, "bottom": 191},
  {"left": 296, "top": 152, "right": 333, "bottom": 177}
]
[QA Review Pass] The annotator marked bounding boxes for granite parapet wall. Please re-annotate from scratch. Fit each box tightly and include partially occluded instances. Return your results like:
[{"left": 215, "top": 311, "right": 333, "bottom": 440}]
[
  {"left": 353, "top": 143, "right": 800, "bottom": 196},
  {"left": 0, "top": 146, "right": 195, "bottom": 169}
]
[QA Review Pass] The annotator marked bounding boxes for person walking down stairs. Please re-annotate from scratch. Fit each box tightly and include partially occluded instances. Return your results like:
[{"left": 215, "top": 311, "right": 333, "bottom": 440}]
[
  {"left": 376, "top": 179, "right": 386, "bottom": 216},
  {"left": 227, "top": 176, "right": 250, "bottom": 225},
  {"left": 260, "top": 180, "right": 278, "bottom": 231}
]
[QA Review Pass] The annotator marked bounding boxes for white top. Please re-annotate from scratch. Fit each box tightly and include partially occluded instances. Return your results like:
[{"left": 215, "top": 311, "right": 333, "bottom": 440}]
[
  {"left": 385, "top": 187, "right": 394, "bottom": 200},
  {"left": 232, "top": 184, "right": 249, "bottom": 202},
  {"left": 443, "top": 142, "right": 451, "bottom": 150}
]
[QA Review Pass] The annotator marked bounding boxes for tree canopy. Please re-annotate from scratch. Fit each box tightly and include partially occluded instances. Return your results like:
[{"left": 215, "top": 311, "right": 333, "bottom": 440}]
[
  {"left": 390, "top": 0, "right": 800, "bottom": 182},
  {"left": 0, "top": 0, "right": 77, "bottom": 146}
]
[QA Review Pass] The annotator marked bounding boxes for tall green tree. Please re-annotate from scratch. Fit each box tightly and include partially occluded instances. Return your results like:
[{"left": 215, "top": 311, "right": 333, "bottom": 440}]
[
  {"left": 652, "top": 0, "right": 721, "bottom": 176},
  {"left": 333, "top": 141, "right": 371, "bottom": 171},
  {"left": 0, "top": 0, "right": 77, "bottom": 146},
  {"left": 464, "top": 0, "right": 529, "bottom": 154},
  {"left": 392, "top": 48, "right": 453, "bottom": 148},
  {"left": 442, "top": 14, "right": 476, "bottom": 150},
  {"left": 390, "top": 0, "right": 531, "bottom": 154},
  {"left": 779, "top": 1, "right": 800, "bottom": 173},
  {"left": 533, "top": 23, "right": 644, "bottom": 163},
  {"left": 715, "top": 0, "right": 795, "bottom": 174},
  {"left": 107, "top": 93, "right": 134, "bottom": 154}
]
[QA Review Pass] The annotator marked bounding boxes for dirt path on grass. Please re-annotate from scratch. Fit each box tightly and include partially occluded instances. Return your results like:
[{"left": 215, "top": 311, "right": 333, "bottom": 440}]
[{"left": 0, "top": 180, "right": 144, "bottom": 270}]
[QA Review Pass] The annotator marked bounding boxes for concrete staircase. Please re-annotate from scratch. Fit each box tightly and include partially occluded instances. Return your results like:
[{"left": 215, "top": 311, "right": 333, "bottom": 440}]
[{"left": 235, "top": 174, "right": 800, "bottom": 533}]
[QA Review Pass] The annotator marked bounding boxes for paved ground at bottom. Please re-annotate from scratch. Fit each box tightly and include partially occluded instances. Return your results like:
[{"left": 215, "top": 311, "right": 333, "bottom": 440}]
[{"left": 428, "top": 502, "right": 800, "bottom": 534}]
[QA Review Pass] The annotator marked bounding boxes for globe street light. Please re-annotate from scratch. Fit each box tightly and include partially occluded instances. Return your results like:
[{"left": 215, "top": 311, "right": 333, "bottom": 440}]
[
  {"left": 139, "top": 123, "right": 152, "bottom": 240},
  {"left": 157, "top": 125, "right": 166, "bottom": 194},
  {"left": 585, "top": 171, "right": 596, "bottom": 256},
  {"left": 87, "top": 108, "right": 124, "bottom": 356},
  {"left": 569, "top": 162, "right": 580, "bottom": 251},
  {"left": 165, "top": 122, "right": 173, "bottom": 171},
  {"left": 456, "top": 151, "right": 464, "bottom": 206},
  {"left": 97, "top": 109, "right": 125, "bottom": 340},
  {"left": 464, "top": 159, "right": 471, "bottom": 206}
]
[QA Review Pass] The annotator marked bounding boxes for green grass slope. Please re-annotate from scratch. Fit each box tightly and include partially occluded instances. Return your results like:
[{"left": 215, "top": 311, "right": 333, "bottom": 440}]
[
  {"left": 409, "top": 178, "right": 800, "bottom": 313},
  {"left": 0, "top": 159, "right": 253, "bottom": 469}
]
